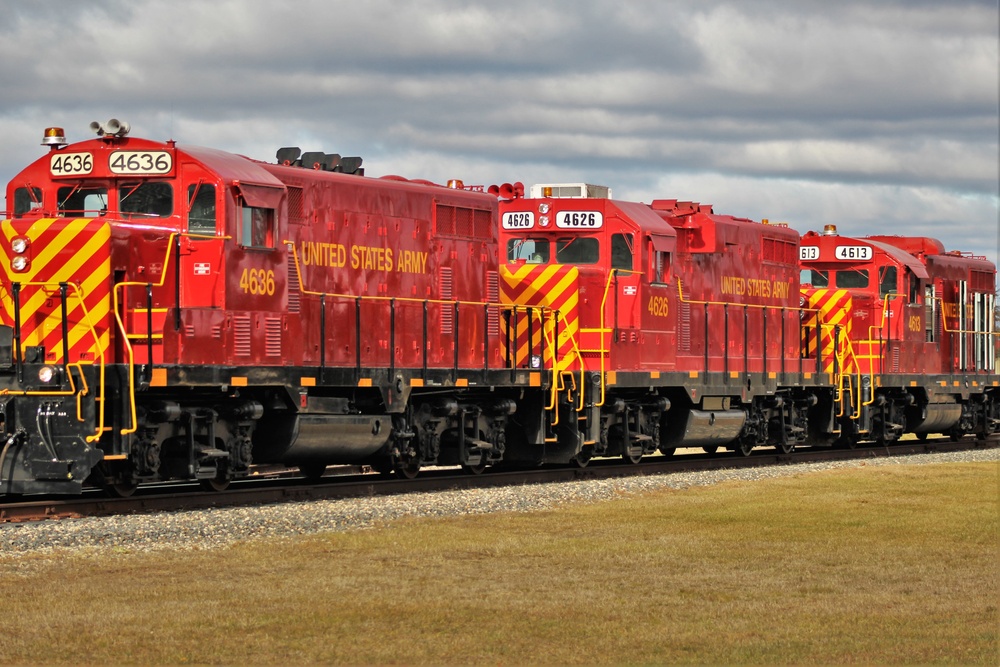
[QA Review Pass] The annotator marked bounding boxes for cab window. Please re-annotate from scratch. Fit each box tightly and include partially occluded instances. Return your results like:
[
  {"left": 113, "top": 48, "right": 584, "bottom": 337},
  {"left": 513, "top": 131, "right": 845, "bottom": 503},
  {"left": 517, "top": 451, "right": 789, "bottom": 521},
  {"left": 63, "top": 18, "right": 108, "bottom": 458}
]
[
  {"left": 556, "top": 237, "right": 599, "bottom": 264},
  {"left": 878, "top": 266, "right": 897, "bottom": 298},
  {"left": 611, "top": 233, "right": 633, "bottom": 271},
  {"left": 507, "top": 238, "right": 550, "bottom": 263},
  {"left": 800, "top": 268, "right": 829, "bottom": 288},
  {"left": 13, "top": 187, "right": 42, "bottom": 215},
  {"left": 241, "top": 204, "right": 274, "bottom": 248},
  {"left": 187, "top": 183, "right": 217, "bottom": 233},
  {"left": 835, "top": 269, "right": 868, "bottom": 289},
  {"left": 57, "top": 185, "right": 108, "bottom": 217},
  {"left": 120, "top": 182, "right": 173, "bottom": 219}
]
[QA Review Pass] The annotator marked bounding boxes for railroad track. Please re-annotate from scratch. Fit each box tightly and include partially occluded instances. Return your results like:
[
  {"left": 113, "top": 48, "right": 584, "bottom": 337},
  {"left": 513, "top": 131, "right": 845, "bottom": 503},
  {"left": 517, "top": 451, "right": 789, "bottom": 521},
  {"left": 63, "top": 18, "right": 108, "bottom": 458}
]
[{"left": 2, "top": 436, "right": 996, "bottom": 524}]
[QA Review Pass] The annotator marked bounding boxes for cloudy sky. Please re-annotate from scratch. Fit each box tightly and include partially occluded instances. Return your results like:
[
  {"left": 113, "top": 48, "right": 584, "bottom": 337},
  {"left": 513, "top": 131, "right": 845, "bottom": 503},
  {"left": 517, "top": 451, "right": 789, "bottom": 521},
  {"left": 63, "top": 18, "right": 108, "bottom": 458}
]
[{"left": 2, "top": 0, "right": 998, "bottom": 268}]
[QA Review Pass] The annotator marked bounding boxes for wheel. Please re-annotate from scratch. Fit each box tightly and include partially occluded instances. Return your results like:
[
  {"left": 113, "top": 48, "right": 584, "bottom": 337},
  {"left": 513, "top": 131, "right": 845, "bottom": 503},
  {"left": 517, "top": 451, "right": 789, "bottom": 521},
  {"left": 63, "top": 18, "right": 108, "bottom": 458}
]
[
  {"left": 461, "top": 462, "right": 488, "bottom": 475},
  {"left": 774, "top": 442, "right": 795, "bottom": 455},
  {"left": 571, "top": 448, "right": 593, "bottom": 468},
  {"left": 702, "top": 445, "right": 718, "bottom": 455},
  {"left": 298, "top": 462, "right": 328, "bottom": 481},
  {"left": 916, "top": 432, "right": 929, "bottom": 442},
  {"left": 657, "top": 446, "right": 676, "bottom": 458},
  {"left": 394, "top": 460, "right": 421, "bottom": 479},
  {"left": 199, "top": 475, "right": 230, "bottom": 492},
  {"left": 622, "top": 450, "right": 642, "bottom": 465},
  {"left": 734, "top": 441, "right": 754, "bottom": 456},
  {"left": 107, "top": 480, "right": 138, "bottom": 498}
]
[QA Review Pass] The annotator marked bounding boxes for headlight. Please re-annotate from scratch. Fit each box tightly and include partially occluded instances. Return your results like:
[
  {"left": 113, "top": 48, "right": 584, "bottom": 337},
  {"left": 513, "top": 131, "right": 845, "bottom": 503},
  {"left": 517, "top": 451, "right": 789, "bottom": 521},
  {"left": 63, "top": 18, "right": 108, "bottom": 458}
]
[
  {"left": 11, "top": 237, "right": 29, "bottom": 254},
  {"left": 538, "top": 203, "right": 550, "bottom": 214},
  {"left": 539, "top": 216, "right": 550, "bottom": 228},
  {"left": 11, "top": 256, "right": 29, "bottom": 272},
  {"left": 38, "top": 365, "right": 57, "bottom": 383}
]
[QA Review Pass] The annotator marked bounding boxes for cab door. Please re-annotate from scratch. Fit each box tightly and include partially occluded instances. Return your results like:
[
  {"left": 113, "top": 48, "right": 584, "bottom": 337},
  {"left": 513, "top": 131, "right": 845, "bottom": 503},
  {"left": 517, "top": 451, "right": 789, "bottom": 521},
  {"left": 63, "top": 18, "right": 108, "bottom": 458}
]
[{"left": 178, "top": 178, "right": 225, "bottom": 308}]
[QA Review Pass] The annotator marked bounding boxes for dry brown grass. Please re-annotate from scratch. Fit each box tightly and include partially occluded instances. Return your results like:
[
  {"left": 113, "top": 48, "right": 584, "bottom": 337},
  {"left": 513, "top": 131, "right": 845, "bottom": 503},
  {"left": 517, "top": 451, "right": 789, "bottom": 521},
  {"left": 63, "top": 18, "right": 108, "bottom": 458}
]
[{"left": 1, "top": 461, "right": 997, "bottom": 665}]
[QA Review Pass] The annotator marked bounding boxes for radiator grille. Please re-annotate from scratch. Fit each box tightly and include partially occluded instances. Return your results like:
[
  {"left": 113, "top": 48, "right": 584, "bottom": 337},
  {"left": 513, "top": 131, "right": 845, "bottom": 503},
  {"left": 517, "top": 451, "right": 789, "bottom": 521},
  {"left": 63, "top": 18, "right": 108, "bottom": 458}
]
[
  {"left": 233, "top": 315, "right": 252, "bottom": 357},
  {"left": 265, "top": 317, "right": 282, "bottom": 357}
]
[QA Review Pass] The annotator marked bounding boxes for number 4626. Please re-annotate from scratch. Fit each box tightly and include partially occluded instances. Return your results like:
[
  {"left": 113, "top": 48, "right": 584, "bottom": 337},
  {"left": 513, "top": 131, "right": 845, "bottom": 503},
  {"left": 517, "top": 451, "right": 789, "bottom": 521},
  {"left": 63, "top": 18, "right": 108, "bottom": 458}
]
[{"left": 239, "top": 268, "right": 275, "bottom": 296}]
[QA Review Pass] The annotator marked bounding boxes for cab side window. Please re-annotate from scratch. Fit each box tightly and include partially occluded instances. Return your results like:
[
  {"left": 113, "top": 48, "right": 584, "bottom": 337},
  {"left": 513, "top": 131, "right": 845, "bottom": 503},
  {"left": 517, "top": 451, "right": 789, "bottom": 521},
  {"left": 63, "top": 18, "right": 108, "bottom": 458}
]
[
  {"left": 611, "top": 233, "right": 633, "bottom": 271},
  {"left": 241, "top": 202, "right": 274, "bottom": 248},
  {"left": 878, "top": 266, "right": 897, "bottom": 298},
  {"left": 187, "top": 184, "right": 217, "bottom": 233}
]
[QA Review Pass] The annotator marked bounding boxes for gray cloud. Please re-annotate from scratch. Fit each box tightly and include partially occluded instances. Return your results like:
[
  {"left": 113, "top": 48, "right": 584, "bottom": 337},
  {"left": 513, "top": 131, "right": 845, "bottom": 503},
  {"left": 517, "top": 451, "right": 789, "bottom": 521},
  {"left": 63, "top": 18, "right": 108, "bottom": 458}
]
[{"left": 1, "top": 0, "right": 997, "bottom": 266}]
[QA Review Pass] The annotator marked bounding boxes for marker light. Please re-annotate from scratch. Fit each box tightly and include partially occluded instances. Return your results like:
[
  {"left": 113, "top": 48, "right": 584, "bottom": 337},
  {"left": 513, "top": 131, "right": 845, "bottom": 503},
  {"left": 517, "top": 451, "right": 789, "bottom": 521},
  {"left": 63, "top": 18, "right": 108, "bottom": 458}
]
[
  {"left": 543, "top": 186, "right": 553, "bottom": 197},
  {"left": 42, "top": 127, "right": 67, "bottom": 147},
  {"left": 38, "top": 365, "right": 57, "bottom": 384},
  {"left": 447, "top": 179, "right": 464, "bottom": 189},
  {"left": 823, "top": 224, "right": 839, "bottom": 236},
  {"left": 11, "top": 256, "right": 29, "bottom": 272},
  {"left": 11, "top": 237, "right": 29, "bottom": 254}
]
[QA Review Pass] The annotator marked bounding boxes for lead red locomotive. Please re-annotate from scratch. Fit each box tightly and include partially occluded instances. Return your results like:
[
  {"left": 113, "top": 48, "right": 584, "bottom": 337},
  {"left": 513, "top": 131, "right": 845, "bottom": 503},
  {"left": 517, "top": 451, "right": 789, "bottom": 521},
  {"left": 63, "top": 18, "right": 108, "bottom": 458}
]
[{"left": 1, "top": 122, "right": 996, "bottom": 495}]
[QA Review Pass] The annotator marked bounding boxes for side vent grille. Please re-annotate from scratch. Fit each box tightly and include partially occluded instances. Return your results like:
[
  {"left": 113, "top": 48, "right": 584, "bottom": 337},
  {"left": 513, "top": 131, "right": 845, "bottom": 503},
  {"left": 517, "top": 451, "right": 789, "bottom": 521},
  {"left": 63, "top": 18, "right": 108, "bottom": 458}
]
[
  {"left": 679, "top": 301, "right": 691, "bottom": 354},
  {"left": 287, "top": 247, "right": 301, "bottom": 313},
  {"left": 233, "top": 315, "right": 252, "bottom": 357},
  {"left": 487, "top": 271, "right": 499, "bottom": 337},
  {"left": 439, "top": 267, "right": 454, "bottom": 335},
  {"left": 265, "top": 317, "right": 282, "bottom": 357}
]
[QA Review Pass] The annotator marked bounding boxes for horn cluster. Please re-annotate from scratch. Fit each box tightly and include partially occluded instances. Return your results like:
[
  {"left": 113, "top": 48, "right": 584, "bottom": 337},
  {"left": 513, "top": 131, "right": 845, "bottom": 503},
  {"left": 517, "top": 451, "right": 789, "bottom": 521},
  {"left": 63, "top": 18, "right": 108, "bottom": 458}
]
[
  {"left": 90, "top": 118, "right": 131, "bottom": 138},
  {"left": 487, "top": 182, "right": 524, "bottom": 200}
]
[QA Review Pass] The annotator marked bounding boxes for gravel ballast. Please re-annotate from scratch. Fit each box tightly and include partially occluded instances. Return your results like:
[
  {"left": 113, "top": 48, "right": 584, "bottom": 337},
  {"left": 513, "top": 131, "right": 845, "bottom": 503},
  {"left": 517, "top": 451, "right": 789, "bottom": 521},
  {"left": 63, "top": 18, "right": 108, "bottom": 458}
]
[{"left": 2, "top": 448, "right": 997, "bottom": 560}]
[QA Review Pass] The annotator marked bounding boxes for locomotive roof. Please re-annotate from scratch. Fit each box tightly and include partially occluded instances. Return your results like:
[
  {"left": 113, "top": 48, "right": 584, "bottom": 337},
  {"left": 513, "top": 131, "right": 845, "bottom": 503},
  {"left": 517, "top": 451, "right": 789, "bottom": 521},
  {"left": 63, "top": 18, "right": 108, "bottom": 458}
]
[{"left": 180, "top": 144, "right": 286, "bottom": 189}]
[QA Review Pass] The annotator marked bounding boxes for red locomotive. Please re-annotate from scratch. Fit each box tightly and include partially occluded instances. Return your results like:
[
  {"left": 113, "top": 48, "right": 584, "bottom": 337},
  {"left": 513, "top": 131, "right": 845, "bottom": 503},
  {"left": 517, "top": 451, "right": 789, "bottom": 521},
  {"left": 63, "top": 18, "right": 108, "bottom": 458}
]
[
  {"left": 799, "top": 226, "right": 998, "bottom": 443},
  {"left": 0, "top": 121, "right": 535, "bottom": 495},
  {"left": 498, "top": 184, "right": 831, "bottom": 465},
  {"left": 1, "top": 122, "right": 997, "bottom": 497}
]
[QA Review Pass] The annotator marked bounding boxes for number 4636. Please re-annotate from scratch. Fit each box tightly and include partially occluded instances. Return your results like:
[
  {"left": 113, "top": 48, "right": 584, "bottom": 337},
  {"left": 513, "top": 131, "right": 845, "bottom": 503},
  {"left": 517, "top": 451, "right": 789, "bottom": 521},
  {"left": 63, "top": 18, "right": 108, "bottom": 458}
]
[{"left": 239, "top": 268, "right": 275, "bottom": 296}]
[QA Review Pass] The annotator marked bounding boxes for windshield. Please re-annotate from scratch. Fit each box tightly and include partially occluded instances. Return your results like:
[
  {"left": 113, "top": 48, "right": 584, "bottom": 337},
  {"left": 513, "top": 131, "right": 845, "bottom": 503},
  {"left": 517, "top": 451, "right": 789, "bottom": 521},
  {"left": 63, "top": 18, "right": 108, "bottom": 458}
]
[{"left": 57, "top": 184, "right": 108, "bottom": 217}]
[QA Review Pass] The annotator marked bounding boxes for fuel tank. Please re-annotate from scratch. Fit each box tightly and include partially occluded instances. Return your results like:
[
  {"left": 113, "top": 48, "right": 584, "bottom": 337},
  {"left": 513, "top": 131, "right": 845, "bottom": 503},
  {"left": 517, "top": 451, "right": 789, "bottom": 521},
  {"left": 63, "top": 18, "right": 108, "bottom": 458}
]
[{"left": 661, "top": 408, "right": 746, "bottom": 448}]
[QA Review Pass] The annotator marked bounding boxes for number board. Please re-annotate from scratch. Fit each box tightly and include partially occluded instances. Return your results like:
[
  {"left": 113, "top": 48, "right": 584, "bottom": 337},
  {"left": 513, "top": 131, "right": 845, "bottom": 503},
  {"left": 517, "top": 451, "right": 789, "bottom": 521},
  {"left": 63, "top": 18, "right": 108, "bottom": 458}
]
[
  {"left": 555, "top": 210, "right": 603, "bottom": 229},
  {"left": 501, "top": 211, "right": 535, "bottom": 230},
  {"left": 834, "top": 245, "right": 872, "bottom": 261},
  {"left": 799, "top": 246, "right": 820, "bottom": 261},
  {"left": 50, "top": 152, "right": 94, "bottom": 176},
  {"left": 109, "top": 150, "right": 174, "bottom": 175}
]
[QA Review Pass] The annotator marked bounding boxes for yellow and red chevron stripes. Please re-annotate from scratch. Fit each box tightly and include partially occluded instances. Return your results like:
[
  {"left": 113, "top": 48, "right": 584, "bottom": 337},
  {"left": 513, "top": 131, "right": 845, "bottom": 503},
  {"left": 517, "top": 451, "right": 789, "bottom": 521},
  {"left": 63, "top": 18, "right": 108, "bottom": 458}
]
[
  {"left": 801, "top": 287, "right": 856, "bottom": 375},
  {"left": 500, "top": 264, "right": 580, "bottom": 371},
  {"left": 1, "top": 217, "right": 112, "bottom": 363}
]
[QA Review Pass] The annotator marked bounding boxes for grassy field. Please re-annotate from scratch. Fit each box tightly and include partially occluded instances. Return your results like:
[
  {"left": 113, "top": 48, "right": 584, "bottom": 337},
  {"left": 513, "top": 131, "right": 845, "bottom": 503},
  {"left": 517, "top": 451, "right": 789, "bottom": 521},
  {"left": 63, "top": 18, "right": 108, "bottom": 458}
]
[{"left": 1, "top": 461, "right": 997, "bottom": 665}]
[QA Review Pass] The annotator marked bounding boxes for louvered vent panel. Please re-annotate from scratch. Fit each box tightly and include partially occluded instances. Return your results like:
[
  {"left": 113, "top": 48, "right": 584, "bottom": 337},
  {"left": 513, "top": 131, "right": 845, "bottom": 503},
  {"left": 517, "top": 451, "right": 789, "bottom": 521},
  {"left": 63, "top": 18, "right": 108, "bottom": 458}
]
[
  {"left": 487, "top": 271, "right": 499, "bottom": 337},
  {"left": 233, "top": 315, "right": 252, "bottom": 357},
  {"left": 439, "top": 267, "right": 454, "bottom": 335},
  {"left": 265, "top": 317, "right": 282, "bottom": 357},
  {"left": 679, "top": 301, "right": 691, "bottom": 354},
  {"left": 287, "top": 247, "right": 301, "bottom": 313}
]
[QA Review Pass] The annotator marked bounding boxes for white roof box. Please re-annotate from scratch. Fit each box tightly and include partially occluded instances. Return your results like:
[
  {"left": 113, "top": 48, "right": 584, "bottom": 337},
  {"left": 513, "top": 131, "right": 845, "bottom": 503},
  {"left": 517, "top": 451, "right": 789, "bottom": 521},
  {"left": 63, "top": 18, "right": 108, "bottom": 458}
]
[{"left": 529, "top": 183, "right": 612, "bottom": 199}]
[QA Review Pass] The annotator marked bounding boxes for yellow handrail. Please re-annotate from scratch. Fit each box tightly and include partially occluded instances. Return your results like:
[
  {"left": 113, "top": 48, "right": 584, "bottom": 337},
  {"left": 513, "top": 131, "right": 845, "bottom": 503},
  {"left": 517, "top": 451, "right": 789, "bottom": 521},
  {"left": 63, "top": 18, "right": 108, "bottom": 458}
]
[{"left": 113, "top": 231, "right": 229, "bottom": 435}]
